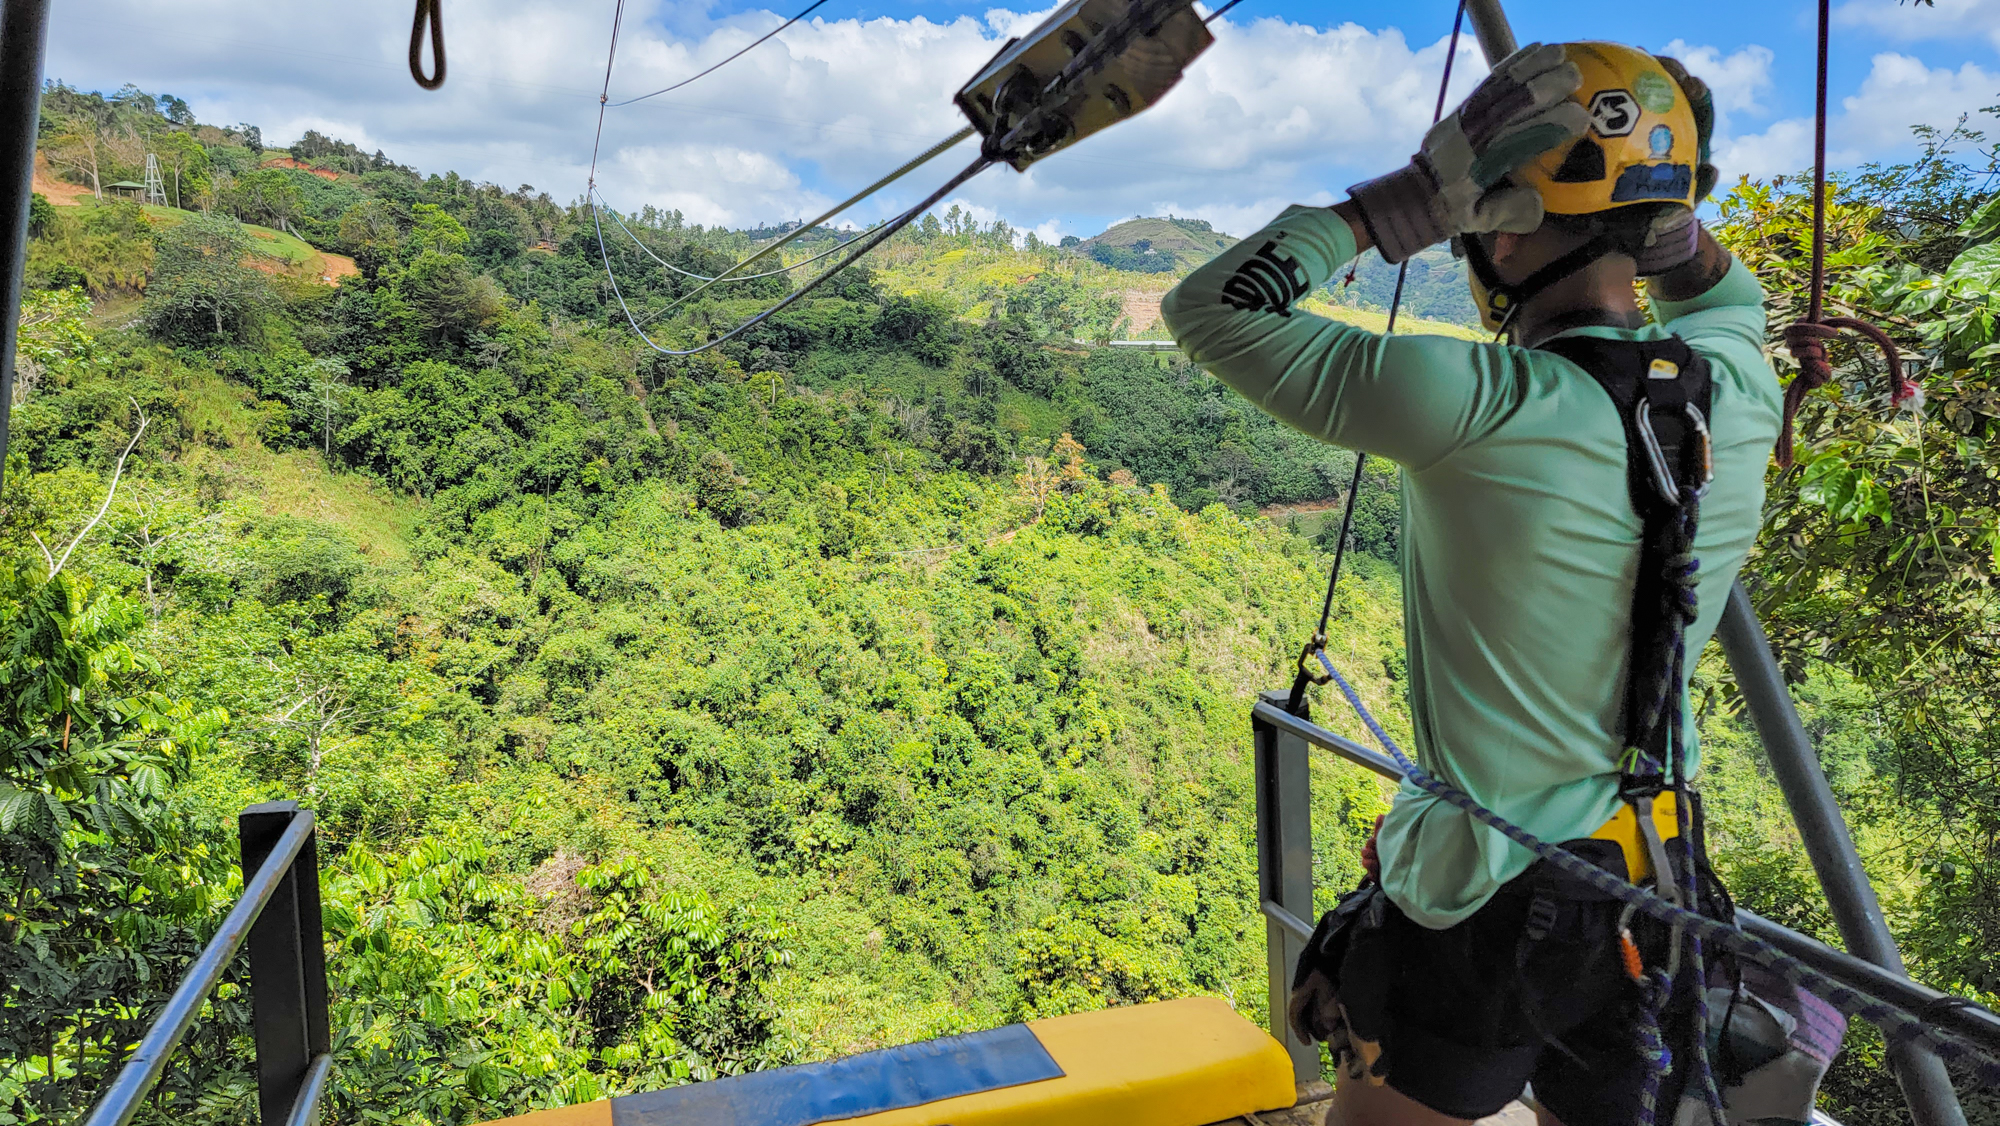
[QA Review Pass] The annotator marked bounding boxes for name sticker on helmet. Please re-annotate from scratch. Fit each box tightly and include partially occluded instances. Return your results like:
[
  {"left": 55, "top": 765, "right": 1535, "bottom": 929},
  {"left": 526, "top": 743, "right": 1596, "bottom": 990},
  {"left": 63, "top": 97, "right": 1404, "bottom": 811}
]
[
  {"left": 1611, "top": 162, "right": 1694, "bottom": 202},
  {"left": 1588, "top": 90, "right": 1639, "bottom": 138}
]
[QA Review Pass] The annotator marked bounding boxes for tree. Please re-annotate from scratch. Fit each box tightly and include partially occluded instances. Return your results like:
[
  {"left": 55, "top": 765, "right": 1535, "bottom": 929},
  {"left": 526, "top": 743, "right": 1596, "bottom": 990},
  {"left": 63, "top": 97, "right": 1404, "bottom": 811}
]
[
  {"left": 141, "top": 212, "right": 269, "bottom": 343},
  {"left": 41, "top": 121, "right": 105, "bottom": 199},
  {"left": 10, "top": 287, "right": 92, "bottom": 406},
  {"left": 152, "top": 130, "right": 211, "bottom": 210},
  {"left": 298, "top": 357, "right": 350, "bottom": 463},
  {"left": 0, "top": 569, "right": 227, "bottom": 1119},
  {"left": 222, "top": 168, "right": 303, "bottom": 232},
  {"left": 337, "top": 198, "right": 402, "bottom": 276}
]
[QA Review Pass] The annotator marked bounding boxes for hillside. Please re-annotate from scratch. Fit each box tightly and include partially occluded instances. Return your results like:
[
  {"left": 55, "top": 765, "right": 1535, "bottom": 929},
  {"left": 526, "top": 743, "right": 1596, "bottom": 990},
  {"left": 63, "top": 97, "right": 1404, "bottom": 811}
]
[
  {"left": 1070, "top": 215, "right": 1236, "bottom": 272},
  {"left": 8, "top": 81, "right": 2000, "bottom": 1126}
]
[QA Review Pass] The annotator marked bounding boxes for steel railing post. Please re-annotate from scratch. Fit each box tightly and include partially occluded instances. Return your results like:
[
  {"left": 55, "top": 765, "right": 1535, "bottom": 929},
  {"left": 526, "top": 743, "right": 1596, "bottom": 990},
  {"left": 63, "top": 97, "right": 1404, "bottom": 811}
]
[
  {"left": 1718, "top": 582, "right": 1967, "bottom": 1126},
  {"left": 0, "top": 0, "right": 53, "bottom": 495},
  {"left": 1255, "top": 689, "right": 1319, "bottom": 1084},
  {"left": 1461, "top": 0, "right": 1518, "bottom": 65},
  {"left": 240, "top": 801, "right": 331, "bottom": 1125}
]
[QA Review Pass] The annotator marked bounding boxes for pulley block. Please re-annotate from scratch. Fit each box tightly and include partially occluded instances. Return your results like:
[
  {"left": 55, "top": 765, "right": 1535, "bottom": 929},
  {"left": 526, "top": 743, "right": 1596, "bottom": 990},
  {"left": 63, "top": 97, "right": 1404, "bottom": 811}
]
[{"left": 956, "top": 0, "right": 1212, "bottom": 170}]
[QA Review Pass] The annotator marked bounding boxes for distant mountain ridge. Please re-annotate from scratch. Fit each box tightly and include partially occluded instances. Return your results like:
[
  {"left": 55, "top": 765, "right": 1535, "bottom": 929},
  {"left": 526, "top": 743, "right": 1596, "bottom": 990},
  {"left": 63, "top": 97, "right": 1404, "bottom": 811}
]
[
  {"left": 1064, "top": 214, "right": 1478, "bottom": 327},
  {"left": 1067, "top": 216, "right": 1236, "bottom": 273}
]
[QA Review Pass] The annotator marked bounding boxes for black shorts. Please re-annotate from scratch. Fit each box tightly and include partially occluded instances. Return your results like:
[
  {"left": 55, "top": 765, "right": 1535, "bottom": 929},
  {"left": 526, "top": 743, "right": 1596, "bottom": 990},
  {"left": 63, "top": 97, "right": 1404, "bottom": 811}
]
[{"left": 1326, "top": 838, "right": 1727, "bottom": 1123}]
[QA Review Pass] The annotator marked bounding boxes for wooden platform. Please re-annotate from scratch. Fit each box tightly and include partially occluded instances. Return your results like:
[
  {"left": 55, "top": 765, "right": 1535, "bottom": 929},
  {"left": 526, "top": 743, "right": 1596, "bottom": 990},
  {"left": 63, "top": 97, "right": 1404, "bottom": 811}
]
[{"left": 1204, "top": 1083, "right": 1537, "bottom": 1126}]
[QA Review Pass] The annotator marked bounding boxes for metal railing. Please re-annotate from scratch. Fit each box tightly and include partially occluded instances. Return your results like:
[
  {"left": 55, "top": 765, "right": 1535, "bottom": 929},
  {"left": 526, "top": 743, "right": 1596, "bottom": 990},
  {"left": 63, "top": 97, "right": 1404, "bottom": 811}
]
[
  {"left": 83, "top": 801, "right": 332, "bottom": 1126},
  {"left": 1252, "top": 582, "right": 1999, "bottom": 1125}
]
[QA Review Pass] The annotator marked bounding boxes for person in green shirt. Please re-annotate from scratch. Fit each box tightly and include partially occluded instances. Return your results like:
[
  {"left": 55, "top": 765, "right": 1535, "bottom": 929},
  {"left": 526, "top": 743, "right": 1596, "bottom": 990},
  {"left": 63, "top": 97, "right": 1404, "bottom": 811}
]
[{"left": 1162, "top": 42, "right": 1780, "bottom": 1126}]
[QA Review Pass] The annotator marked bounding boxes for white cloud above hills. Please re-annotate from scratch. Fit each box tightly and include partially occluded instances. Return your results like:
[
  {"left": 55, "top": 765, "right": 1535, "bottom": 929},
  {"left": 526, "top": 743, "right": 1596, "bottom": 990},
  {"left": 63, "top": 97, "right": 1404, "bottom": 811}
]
[{"left": 44, "top": 0, "right": 2000, "bottom": 237}]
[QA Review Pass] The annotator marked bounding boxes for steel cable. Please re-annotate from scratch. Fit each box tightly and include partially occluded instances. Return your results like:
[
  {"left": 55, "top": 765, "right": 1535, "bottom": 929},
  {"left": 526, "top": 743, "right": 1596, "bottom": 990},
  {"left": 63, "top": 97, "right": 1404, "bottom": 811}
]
[
  {"left": 1293, "top": 0, "right": 1465, "bottom": 712},
  {"left": 595, "top": 155, "right": 993, "bottom": 357},
  {"left": 608, "top": 0, "right": 829, "bottom": 107},
  {"left": 635, "top": 126, "right": 974, "bottom": 310}
]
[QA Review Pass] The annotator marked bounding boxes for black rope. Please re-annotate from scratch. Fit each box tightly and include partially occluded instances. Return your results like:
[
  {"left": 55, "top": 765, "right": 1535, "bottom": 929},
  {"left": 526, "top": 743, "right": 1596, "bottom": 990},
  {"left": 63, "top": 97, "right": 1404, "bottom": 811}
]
[
  {"left": 608, "top": 0, "right": 830, "bottom": 107},
  {"left": 1289, "top": 0, "right": 1465, "bottom": 713},
  {"left": 409, "top": 0, "right": 445, "bottom": 90}
]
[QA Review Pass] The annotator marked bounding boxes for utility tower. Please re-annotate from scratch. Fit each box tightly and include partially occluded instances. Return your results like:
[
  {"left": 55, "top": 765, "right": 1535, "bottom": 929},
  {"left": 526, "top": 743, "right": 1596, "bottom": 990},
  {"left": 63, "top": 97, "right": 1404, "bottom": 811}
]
[{"left": 142, "top": 152, "right": 167, "bottom": 206}]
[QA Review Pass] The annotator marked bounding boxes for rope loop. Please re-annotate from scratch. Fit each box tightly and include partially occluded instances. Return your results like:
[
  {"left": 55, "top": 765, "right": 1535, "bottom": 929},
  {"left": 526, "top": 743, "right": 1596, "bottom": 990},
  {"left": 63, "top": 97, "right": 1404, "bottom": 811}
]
[
  {"left": 1778, "top": 317, "right": 1919, "bottom": 468},
  {"left": 410, "top": 0, "right": 446, "bottom": 91}
]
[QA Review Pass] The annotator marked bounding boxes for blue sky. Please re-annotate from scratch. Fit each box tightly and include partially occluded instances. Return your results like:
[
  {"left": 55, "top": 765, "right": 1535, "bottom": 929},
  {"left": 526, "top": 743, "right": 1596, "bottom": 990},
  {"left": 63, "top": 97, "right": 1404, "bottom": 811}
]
[{"left": 45, "top": 0, "right": 2000, "bottom": 239}]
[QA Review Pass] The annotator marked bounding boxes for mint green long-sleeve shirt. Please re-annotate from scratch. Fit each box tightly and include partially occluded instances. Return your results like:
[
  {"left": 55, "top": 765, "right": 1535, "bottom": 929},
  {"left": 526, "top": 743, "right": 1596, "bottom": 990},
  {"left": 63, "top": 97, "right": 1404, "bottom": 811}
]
[{"left": 1161, "top": 205, "right": 1780, "bottom": 929}]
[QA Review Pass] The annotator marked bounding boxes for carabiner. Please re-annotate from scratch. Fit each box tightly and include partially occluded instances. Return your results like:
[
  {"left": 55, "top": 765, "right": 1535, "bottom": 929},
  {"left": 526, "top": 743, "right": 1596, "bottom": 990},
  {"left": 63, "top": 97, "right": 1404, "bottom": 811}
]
[
  {"left": 1682, "top": 404, "right": 1714, "bottom": 498},
  {"left": 1632, "top": 400, "right": 1681, "bottom": 506}
]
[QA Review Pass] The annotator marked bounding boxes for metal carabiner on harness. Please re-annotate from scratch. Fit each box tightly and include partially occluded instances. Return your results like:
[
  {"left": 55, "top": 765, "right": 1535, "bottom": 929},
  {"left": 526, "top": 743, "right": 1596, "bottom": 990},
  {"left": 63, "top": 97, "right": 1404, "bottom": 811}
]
[{"left": 1632, "top": 401, "right": 1715, "bottom": 506}]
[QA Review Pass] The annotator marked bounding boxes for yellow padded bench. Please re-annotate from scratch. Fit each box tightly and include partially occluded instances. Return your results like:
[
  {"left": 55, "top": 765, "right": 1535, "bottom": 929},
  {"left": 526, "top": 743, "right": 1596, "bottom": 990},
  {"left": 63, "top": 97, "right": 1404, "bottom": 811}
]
[{"left": 485, "top": 996, "right": 1296, "bottom": 1126}]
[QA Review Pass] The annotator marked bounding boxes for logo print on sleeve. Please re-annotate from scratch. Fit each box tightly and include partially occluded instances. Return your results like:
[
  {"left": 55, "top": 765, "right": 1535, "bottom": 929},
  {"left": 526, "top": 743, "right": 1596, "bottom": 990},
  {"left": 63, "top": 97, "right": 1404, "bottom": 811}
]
[{"left": 1219, "top": 241, "right": 1310, "bottom": 315}]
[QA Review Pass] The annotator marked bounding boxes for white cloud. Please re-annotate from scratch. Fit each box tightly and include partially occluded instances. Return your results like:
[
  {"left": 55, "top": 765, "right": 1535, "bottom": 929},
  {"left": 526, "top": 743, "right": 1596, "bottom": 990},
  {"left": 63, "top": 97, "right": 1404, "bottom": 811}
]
[
  {"left": 48, "top": 0, "right": 1497, "bottom": 237},
  {"left": 1716, "top": 52, "right": 2000, "bottom": 181},
  {"left": 1836, "top": 0, "right": 2000, "bottom": 52},
  {"left": 1658, "top": 39, "right": 1775, "bottom": 137},
  {"left": 50, "top": 0, "right": 1986, "bottom": 240}
]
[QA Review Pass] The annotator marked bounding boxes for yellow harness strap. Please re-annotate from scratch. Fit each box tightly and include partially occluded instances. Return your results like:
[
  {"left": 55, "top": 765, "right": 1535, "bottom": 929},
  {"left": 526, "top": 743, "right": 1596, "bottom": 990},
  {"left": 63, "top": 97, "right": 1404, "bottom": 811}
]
[{"left": 1588, "top": 789, "right": 1680, "bottom": 883}]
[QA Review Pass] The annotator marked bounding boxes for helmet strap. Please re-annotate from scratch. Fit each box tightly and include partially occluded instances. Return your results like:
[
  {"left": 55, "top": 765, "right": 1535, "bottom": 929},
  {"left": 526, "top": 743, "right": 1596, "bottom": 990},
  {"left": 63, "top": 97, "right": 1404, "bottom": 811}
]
[{"left": 1465, "top": 231, "right": 1625, "bottom": 345}]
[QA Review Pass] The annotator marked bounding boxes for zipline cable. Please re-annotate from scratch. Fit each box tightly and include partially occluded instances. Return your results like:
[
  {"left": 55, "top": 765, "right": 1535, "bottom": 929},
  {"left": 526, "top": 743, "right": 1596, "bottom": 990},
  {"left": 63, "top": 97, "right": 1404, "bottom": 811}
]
[
  {"left": 1292, "top": 0, "right": 1465, "bottom": 712},
  {"left": 594, "top": 187, "right": 852, "bottom": 284},
  {"left": 595, "top": 155, "right": 993, "bottom": 357},
  {"left": 587, "top": 0, "right": 628, "bottom": 191},
  {"left": 608, "top": 0, "right": 829, "bottom": 107},
  {"left": 631, "top": 125, "right": 975, "bottom": 310}
]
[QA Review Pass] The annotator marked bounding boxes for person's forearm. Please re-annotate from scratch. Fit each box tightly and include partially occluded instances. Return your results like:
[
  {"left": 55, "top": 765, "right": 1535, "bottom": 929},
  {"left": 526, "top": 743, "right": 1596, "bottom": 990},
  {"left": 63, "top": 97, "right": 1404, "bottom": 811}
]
[
  {"left": 1647, "top": 224, "right": 1731, "bottom": 304},
  {"left": 1330, "top": 199, "right": 1374, "bottom": 258}
]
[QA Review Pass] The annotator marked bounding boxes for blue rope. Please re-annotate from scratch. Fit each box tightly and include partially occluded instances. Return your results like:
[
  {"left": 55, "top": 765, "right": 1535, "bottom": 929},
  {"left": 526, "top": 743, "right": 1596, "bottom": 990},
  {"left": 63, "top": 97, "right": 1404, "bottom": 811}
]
[{"left": 1312, "top": 648, "right": 2000, "bottom": 1089}]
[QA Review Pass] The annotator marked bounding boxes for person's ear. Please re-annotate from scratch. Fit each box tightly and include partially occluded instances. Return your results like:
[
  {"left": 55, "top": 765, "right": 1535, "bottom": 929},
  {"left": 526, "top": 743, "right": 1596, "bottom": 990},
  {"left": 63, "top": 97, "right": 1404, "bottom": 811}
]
[{"left": 1490, "top": 231, "right": 1525, "bottom": 266}]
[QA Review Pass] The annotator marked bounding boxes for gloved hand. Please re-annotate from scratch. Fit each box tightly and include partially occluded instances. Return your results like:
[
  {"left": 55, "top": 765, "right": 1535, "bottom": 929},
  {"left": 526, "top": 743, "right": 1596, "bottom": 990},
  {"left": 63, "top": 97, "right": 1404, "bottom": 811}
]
[
  {"left": 1633, "top": 56, "right": 1721, "bottom": 276},
  {"left": 1348, "top": 42, "right": 1591, "bottom": 264},
  {"left": 1288, "top": 964, "right": 1345, "bottom": 1045}
]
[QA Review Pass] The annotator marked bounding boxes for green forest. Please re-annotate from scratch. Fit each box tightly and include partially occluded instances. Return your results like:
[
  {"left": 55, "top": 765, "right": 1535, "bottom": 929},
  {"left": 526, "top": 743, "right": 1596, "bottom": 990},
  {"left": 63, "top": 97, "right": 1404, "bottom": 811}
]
[{"left": 3, "top": 82, "right": 1999, "bottom": 1126}]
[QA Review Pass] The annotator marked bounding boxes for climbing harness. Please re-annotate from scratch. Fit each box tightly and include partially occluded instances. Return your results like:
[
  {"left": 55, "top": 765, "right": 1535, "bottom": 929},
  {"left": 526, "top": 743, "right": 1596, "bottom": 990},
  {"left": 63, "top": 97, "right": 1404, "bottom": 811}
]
[
  {"left": 1776, "top": 0, "right": 1921, "bottom": 468},
  {"left": 1538, "top": 330, "right": 1727, "bottom": 1124},
  {"left": 409, "top": 0, "right": 445, "bottom": 91},
  {"left": 587, "top": 0, "right": 1219, "bottom": 357}
]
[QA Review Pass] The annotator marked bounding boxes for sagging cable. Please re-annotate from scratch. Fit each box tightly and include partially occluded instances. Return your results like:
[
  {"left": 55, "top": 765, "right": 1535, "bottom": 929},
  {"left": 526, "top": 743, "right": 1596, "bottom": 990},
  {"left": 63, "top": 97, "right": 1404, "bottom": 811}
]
[
  {"left": 653, "top": 126, "right": 976, "bottom": 311},
  {"left": 593, "top": 189, "right": 851, "bottom": 284},
  {"left": 594, "top": 156, "right": 994, "bottom": 357},
  {"left": 608, "top": 0, "right": 830, "bottom": 107}
]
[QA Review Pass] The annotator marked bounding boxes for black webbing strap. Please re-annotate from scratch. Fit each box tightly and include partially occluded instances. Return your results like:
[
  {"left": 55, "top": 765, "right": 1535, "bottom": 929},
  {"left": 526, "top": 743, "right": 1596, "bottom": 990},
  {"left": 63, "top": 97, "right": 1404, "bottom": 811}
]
[{"left": 1536, "top": 332, "right": 1714, "bottom": 793}]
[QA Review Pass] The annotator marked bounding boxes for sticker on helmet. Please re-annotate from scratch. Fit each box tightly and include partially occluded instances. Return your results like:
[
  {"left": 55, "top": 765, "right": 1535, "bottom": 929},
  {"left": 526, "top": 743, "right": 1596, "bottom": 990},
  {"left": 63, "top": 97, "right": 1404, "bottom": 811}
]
[
  {"left": 1611, "top": 163, "right": 1694, "bottom": 203},
  {"left": 1588, "top": 90, "right": 1639, "bottom": 138},
  {"left": 1649, "top": 124, "right": 1675, "bottom": 159},
  {"left": 1634, "top": 70, "right": 1678, "bottom": 114}
]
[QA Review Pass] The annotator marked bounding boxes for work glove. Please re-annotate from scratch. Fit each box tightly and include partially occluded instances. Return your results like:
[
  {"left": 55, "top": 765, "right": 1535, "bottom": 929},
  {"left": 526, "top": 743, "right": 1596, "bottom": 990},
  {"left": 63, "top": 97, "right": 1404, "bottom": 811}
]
[
  {"left": 1633, "top": 56, "right": 1721, "bottom": 276},
  {"left": 1288, "top": 965, "right": 1344, "bottom": 1045},
  {"left": 1348, "top": 42, "right": 1591, "bottom": 264}
]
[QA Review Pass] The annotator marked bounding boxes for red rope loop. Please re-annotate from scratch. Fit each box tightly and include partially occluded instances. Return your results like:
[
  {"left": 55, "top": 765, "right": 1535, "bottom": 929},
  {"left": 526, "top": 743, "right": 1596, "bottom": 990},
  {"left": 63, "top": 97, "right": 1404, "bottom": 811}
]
[{"left": 1778, "top": 316, "right": 1919, "bottom": 469}]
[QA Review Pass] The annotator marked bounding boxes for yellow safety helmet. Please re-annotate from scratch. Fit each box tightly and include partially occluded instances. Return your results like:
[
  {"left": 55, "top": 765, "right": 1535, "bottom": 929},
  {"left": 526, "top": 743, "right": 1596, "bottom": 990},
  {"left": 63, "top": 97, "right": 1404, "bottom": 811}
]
[
  {"left": 1465, "top": 42, "right": 1712, "bottom": 333},
  {"left": 1522, "top": 42, "right": 1704, "bottom": 217}
]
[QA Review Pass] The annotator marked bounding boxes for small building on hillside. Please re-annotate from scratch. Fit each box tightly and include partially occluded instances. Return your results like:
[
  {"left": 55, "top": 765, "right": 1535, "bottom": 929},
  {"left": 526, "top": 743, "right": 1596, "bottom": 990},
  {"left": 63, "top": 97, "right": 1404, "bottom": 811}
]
[{"left": 104, "top": 180, "right": 149, "bottom": 199}]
